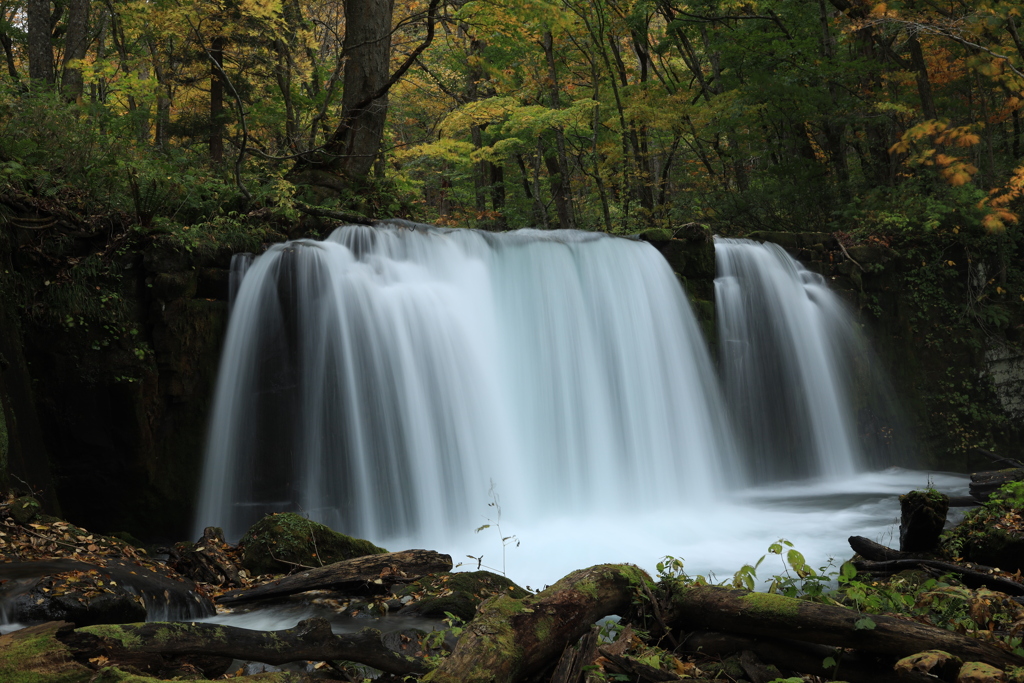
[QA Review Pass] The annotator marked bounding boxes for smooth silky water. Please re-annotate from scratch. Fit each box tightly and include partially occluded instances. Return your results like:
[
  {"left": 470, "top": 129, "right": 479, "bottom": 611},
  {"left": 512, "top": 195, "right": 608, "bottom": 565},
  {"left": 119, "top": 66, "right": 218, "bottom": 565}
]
[{"left": 195, "top": 223, "right": 957, "bottom": 597}]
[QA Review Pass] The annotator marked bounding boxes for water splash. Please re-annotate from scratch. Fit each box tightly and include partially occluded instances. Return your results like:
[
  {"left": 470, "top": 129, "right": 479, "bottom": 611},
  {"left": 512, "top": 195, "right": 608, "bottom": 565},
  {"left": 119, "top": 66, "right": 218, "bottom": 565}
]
[{"left": 196, "top": 224, "right": 737, "bottom": 541}]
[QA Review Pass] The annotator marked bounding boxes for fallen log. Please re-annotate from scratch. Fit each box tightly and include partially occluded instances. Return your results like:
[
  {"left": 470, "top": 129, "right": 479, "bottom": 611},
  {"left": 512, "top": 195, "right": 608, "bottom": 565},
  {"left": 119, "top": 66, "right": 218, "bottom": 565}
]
[
  {"left": 217, "top": 549, "right": 452, "bottom": 606},
  {"left": 423, "top": 563, "right": 652, "bottom": 683},
  {"left": 970, "top": 469, "right": 1024, "bottom": 502},
  {"left": 680, "top": 631, "right": 901, "bottom": 683},
  {"left": 852, "top": 559, "right": 1024, "bottom": 596},
  {"left": 1, "top": 620, "right": 400, "bottom": 682},
  {"left": 58, "top": 617, "right": 431, "bottom": 676},
  {"left": 663, "top": 584, "right": 1024, "bottom": 671},
  {"left": 848, "top": 537, "right": 1024, "bottom": 595},
  {"left": 849, "top": 535, "right": 923, "bottom": 562}
]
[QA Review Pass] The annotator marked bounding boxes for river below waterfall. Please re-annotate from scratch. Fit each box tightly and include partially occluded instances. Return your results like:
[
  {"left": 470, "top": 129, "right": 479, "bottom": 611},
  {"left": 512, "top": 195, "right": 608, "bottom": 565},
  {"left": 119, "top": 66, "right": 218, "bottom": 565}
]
[{"left": 375, "top": 468, "right": 968, "bottom": 591}]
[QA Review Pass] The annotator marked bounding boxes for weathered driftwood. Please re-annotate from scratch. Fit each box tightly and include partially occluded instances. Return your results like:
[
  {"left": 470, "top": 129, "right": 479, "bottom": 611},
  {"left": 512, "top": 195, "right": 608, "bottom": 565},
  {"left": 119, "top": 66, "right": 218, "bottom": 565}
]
[
  {"left": 852, "top": 559, "right": 1024, "bottom": 596},
  {"left": 422, "top": 563, "right": 651, "bottom": 683},
  {"left": 217, "top": 549, "right": 453, "bottom": 606},
  {"left": 662, "top": 584, "right": 1024, "bottom": 671},
  {"left": 680, "top": 631, "right": 901, "bottom": 683},
  {"left": 58, "top": 617, "right": 431, "bottom": 676}
]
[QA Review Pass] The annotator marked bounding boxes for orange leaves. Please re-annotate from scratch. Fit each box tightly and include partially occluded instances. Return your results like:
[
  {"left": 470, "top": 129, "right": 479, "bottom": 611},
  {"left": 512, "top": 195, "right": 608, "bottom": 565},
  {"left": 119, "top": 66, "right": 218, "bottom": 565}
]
[
  {"left": 976, "top": 166, "right": 1024, "bottom": 232},
  {"left": 890, "top": 120, "right": 981, "bottom": 188}
]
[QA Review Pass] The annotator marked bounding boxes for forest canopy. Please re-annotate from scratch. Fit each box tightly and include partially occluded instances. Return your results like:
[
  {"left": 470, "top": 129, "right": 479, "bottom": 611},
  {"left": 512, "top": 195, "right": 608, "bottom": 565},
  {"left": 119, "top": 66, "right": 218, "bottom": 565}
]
[{"left": 1, "top": 0, "right": 1024, "bottom": 236}]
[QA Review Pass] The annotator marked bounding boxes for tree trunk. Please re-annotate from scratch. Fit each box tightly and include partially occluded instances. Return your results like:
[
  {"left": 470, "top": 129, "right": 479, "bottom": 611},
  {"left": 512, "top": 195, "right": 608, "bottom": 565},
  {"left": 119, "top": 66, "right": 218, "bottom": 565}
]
[
  {"left": 681, "top": 631, "right": 903, "bottom": 683},
  {"left": 61, "top": 0, "right": 89, "bottom": 100},
  {"left": 209, "top": 36, "right": 226, "bottom": 163},
  {"left": 0, "top": 32, "right": 18, "bottom": 83},
  {"left": 907, "top": 34, "right": 937, "bottom": 120},
  {"left": 60, "top": 617, "right": 430, "bottom": 676},
  {"left": 664, "top": 585, "right": 1024, "bottom": 671},
  {"left": 423, "top": 564, "right": 649, "bottom": 683},
  {"left": 541, "top": 31, "right": 576, "bottom": 230},
  {"left": 0, "top": 620, "right": 428, "bottom": 681},
  {"left": 217, "top": 549, "right": 454, "bottom": 606},
  {"left": 27, "top": 0, "right": 54, "bottom": 83},
  {"left": 322, "top": 0, "right": 395, "bottom": 179}
]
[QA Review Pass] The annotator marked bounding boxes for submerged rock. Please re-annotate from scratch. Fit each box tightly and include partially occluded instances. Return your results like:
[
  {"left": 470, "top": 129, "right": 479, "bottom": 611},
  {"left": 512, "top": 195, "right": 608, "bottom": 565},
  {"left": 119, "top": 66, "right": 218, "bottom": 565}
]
[{"left": 239, "top": 512, "right": 386, "bottom": 576}]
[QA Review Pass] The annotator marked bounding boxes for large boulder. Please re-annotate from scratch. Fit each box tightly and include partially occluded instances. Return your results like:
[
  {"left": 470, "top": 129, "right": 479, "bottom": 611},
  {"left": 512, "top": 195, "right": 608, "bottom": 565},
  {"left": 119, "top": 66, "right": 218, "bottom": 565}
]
[{"left": 239, "top": 512, "right": 386, "bottom": 576}]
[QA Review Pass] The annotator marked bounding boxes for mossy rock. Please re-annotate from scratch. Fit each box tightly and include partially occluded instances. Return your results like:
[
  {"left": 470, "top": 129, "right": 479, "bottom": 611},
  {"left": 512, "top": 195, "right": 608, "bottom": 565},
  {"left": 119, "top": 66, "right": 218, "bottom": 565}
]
[
  {"left": 239, "top": 513, "right": 386, "bottom": 576},
  {"left": 9, "top": 496, "right": 42, "bottom": 525},
  {"left": 957, "top": 661, "right": 1006, "bottom": 683},
  {"left": 396, "top": 570, "right": 531, "bottom": 622},
  {"left": 637, "top": 228, "right": 672, "bottom": 243}
]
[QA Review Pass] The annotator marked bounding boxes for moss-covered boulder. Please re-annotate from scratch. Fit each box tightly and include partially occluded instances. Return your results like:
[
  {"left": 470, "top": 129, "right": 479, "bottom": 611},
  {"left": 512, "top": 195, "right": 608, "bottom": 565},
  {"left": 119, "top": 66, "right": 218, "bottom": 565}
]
[
  {"left": 239, "top": 513, "right": 386, "bottom": 576},
  {"left": 942, "top": 482, "right": 1024, "bottom": 571},
  {"left": 9, "top": 495, "right": 41, "bottom": 525},
  {"left": 395, "top": 570, "right": 531, "bottom": 622}
]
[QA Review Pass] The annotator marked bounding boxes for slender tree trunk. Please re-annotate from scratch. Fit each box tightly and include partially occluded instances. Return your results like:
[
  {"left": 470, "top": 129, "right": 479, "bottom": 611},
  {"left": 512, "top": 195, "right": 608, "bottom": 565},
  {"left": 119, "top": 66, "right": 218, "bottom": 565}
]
[
  {"left": 1013, "top": 110, "right": 1021, "bottom": 160},
  {"left": 0, "top": 32, "right": 18, "bottom": 82},
  {"left": 27, "top": 0, "right": 54, "bottom": 83},
  {"left": 907, "top": 34, "right": 936, "bottom": 120},
  {"left": 541, "top": 31, "right": 576, "bottom": 230},
  {"left": 149, "top": 40, "right": 172, "bottom": 149},
  {"left": 210, "top": 36, "right": 226, "bottom": 162},
  {"left": 470, "top": 125, "right": 488, "bottom": 213}
]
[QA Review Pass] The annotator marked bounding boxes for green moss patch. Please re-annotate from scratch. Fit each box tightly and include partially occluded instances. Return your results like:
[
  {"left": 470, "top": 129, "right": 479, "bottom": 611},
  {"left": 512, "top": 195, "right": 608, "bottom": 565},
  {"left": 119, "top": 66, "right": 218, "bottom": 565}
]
[{"left": 239, "top": 512, "right": 386, "bottom": 576}]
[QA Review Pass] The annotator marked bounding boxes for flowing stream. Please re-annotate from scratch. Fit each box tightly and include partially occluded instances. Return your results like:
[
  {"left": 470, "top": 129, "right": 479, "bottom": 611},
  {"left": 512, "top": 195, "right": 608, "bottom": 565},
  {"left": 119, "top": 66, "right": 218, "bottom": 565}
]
[{"left": 196, "top": 224, "right": 934, "bottom": 590}]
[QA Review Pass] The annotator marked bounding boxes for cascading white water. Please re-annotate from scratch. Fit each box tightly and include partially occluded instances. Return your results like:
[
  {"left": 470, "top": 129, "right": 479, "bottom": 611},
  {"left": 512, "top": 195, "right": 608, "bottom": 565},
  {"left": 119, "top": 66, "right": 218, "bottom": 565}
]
[
  {"left": 196, "top": 223, "right": 738, "bottom": 542},
  {"left": 715, "top": 238, "right": 902, "bottom": 481}
]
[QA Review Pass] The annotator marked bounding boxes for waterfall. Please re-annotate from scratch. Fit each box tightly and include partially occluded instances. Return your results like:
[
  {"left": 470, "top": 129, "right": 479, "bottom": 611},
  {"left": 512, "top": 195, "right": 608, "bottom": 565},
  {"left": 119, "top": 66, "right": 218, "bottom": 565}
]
[
  {"left": 196, "top": 224, "right": 738, "bottom": 541},
  {"left": 715, "top": 238, "right": 903, "bottom": 481}
]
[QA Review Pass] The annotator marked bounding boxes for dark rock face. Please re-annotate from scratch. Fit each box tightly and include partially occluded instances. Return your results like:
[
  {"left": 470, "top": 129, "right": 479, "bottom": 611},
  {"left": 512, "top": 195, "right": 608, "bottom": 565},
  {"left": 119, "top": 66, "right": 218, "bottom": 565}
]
[
  {"left": 640, "top": 225, "right": 716, "bottom": 345},
  {"left": 239, "top": 512, "right": 387, "bottom": 576},
  {"left": 17, "top": 236, "right": 232, "bottom": 541}
]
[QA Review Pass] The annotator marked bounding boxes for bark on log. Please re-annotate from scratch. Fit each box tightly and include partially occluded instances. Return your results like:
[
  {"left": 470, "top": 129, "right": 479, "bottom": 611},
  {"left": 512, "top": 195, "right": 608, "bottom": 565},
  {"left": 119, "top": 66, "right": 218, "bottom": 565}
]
[
  {"left": 970, "top": 469, "right": 1024, "bottom": 502},
  {"left": 0, "top": 621, "right": 369, "bottom": 682},
  {"left": 849, "top": 535, "right": 923, "bottom": 561},
  {"left": 422, "top": 563, "right": 652, "bottom": 683},
  {"left": 681, "top": 631, "right": 901, "bottom": 683},
  {"left": 58, "top": 617, "right": 431, "bottom": 676},
  {"left": 852, "top": 559, "right": 1024, "bottom": 596},
  {"left": 663, "top": 584, "right": 1024, "bottom": 671},
  {"left": 217, "top": 549, "right": 452, "bottom": 606}
]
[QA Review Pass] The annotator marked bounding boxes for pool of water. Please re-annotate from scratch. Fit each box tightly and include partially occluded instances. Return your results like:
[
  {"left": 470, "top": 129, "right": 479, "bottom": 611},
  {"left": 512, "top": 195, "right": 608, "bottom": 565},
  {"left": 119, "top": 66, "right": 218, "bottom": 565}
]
[{"left": 378, "top": 468, "right": 970, "bottom": 591}]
